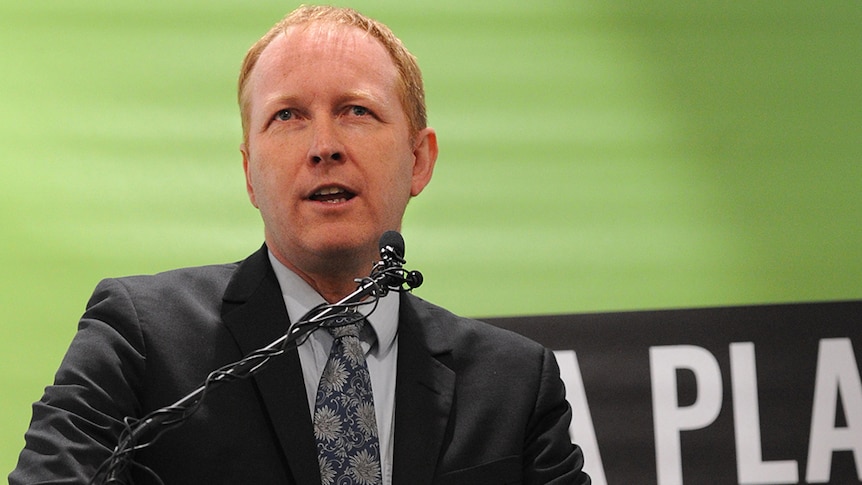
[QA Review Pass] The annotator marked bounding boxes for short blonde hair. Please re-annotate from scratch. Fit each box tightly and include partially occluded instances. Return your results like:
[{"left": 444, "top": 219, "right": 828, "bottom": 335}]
[{"left": 238, "top": 5, "right": 427, "bottom": 141}]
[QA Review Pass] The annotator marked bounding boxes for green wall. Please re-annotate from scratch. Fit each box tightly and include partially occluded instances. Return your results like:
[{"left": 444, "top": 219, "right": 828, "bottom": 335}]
[{"left": 2, "top": 0, "right": 859, "bottom": 474}]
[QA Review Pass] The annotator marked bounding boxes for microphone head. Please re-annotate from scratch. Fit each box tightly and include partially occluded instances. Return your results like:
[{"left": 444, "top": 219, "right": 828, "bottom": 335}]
[{"left": 379, "top": 230, "right": 405, "bottom": 260}]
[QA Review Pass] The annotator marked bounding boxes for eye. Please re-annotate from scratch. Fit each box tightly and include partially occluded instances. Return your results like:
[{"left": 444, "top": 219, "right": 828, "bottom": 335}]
[
  {"left": 274, "top": 109, "right": 293, "bottom": 121},
  {"left": 349, "top": 106, "right": 370, "bottom": 117}
]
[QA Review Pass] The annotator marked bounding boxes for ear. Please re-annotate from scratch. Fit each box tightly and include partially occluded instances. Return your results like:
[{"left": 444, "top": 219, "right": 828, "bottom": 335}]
[
  {"left": 409, "top": 127, "right": 438, "bottom": 197},
  {"left": 240, "top": 143, "right": 259, "bottom": 208}
]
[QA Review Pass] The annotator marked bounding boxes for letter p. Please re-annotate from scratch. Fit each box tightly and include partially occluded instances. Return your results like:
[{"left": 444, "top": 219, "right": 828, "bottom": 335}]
[{"left": 650, "top": 345, "right": 723, "bottom": 485}]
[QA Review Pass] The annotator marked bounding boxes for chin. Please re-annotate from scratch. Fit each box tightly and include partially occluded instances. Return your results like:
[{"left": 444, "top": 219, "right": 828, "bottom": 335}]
[{"left": 307, "top": 231, "right": 378, "bottom": 264}]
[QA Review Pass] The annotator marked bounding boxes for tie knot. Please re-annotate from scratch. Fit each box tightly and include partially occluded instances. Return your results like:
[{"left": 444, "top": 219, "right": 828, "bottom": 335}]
[{"left": 327, "top": 314, "right": 364, "bottom": 339}]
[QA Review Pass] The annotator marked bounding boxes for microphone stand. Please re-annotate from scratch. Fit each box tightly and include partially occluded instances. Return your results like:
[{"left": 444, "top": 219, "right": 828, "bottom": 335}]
[{"left": 93, "top": 236, "right": 422, "bottom": 484}]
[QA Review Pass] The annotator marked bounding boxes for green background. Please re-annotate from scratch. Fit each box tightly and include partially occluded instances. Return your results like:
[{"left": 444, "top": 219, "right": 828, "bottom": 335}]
[{"left": 2, "top": 0, "right": 860, "bottom": 474}]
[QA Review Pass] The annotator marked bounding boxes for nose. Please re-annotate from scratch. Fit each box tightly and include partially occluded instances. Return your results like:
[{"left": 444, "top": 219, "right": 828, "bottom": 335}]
[{"left": 307, "top": 118, "right": 344, "bottom": 164}]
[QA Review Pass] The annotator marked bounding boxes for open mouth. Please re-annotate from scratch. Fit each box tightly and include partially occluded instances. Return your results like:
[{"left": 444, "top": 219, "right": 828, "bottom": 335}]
[{"left": 309, "top": 186, "right": 356, "bottom": 204}]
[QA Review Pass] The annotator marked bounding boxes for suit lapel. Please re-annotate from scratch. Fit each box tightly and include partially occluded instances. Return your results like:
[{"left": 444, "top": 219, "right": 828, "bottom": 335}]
[
  {"left": 392, "top": 293, "right": 456, "bottom": 485},
  {"left": 221, "top": 246, "right": 319, "bottom": 485}
]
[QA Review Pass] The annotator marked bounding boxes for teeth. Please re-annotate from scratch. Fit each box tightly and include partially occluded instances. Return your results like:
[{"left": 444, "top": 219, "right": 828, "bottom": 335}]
[
  {"left": 311, "top": 186, "right": 351, "bottom": 204},
  {"left": 315, "top": 187, "right": 344, "bottom": 196}
]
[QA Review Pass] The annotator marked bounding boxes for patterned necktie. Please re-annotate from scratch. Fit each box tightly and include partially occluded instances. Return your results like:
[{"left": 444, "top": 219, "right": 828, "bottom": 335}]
[{"left": 313, "top": 319, "right": 383, "bottom": 485}]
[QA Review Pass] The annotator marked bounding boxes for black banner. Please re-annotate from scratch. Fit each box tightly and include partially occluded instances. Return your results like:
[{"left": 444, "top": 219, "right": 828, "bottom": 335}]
[{"left": 485, "top": 301, "right": 862, "bottom": 485}]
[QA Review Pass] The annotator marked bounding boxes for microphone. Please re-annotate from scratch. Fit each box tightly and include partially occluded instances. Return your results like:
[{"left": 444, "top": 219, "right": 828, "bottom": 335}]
[
  {"left": 375, "top": 230, "right": 422, "bottom": 291},
  {"left": 379, "top": 230, "right": 405, "bottom": 263}
]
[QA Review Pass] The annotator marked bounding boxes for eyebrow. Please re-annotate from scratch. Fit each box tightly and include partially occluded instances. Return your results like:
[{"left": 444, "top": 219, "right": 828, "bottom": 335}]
[
  {"left": 261, "top": 93, "right": 302, "bottom": 110},
  {"left": 335, "top": 89, "right": 387, "bottom": 107}
]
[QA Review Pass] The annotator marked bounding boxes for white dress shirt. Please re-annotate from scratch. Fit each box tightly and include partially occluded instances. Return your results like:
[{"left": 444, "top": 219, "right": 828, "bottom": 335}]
[{"left": 268, "top": 252, "right": 399, "bottom": 485}]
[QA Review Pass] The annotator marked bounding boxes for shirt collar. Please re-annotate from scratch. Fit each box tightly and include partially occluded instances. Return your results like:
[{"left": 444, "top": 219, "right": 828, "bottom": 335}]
[{"left": 267, "top": 250, "right": 399, "bottom": 353}]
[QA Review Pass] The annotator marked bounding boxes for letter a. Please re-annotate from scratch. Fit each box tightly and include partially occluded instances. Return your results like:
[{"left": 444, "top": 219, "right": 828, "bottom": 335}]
[
  {"left": 554, "top": 350, "right": 607, "bottom": 485},
  {"left": 806, "top": 338, "right": 862, "bottom": 482}
]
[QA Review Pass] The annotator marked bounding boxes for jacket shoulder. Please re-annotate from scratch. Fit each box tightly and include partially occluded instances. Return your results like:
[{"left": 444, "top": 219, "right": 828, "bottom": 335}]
[
  {"left": 96, "top": 261, "right": 239, "bottom": 300},
  {"left": 401, "top": 293, "right": 548, "bottom": 359}
]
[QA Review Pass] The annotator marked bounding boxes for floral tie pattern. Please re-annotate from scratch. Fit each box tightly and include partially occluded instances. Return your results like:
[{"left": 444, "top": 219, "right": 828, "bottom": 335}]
[{"left": 313, "top": 320, "right": 382, "bottom": 485}]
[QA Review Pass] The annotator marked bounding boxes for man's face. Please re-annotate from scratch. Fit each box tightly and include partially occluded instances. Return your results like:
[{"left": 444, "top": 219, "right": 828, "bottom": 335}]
[{"left": 241, "top": 24, "right": 436, "bottom": 278}]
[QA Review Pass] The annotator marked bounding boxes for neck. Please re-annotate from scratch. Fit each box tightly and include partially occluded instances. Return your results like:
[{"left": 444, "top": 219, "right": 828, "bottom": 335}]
[
  {"left": 270, "top": 246, "right": 376, "bottom": 303},
  {"left": 301, "top": 273, "right": 363, "bottom": 304}
]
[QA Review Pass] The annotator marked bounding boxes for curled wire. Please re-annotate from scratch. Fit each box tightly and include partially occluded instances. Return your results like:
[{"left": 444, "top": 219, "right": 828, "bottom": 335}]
[
  {"left": 88, "top": 265, "right": 415, "bottom": 484},
  {"left": 90, "top": 324, "right": 318, "bottom": 484}
]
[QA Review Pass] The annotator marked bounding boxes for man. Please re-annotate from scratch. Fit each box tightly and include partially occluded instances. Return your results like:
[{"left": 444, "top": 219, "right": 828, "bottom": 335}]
[{"left": 11, "top": 6, "right": 589, "bottom": 484}]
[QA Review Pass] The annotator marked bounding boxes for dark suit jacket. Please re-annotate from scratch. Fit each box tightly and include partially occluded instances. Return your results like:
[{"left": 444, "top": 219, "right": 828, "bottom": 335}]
[{"left": 10, "top": 246, "right": 588, "bottom": 484}]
